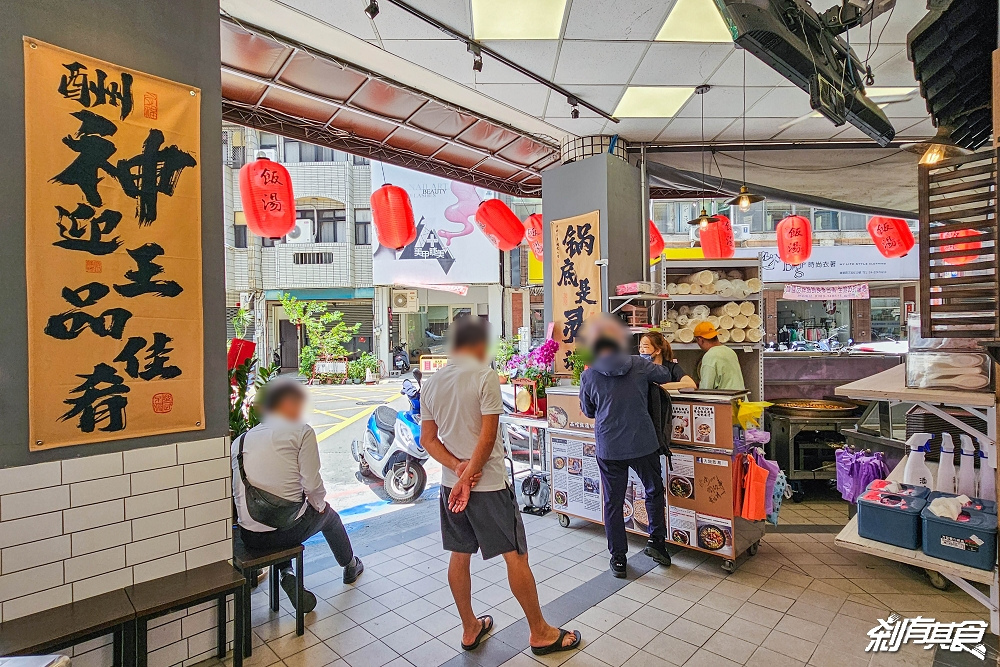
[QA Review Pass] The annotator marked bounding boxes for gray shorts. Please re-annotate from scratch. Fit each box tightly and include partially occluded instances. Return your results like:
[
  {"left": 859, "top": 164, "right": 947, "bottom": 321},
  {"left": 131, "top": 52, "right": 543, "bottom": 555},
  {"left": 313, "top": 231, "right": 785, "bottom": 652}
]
[{"left": 440, "top": 485, "right": 528, "bottom": 560}]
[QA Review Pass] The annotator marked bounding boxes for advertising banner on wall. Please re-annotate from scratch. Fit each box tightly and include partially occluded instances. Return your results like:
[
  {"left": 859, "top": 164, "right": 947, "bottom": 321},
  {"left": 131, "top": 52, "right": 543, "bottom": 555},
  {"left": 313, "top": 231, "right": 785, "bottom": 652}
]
[
  {"left": 550, "top": 211, "right": 602, "bottom": 374},
  {"left": 372, "top": 164, "right": 500, "bottom": 286},
  {"left": 736, "top": 245, "right": 920, "bottom": 282},
  {"left": 24, "top": 39, "right": 204, "bottom": 450}
]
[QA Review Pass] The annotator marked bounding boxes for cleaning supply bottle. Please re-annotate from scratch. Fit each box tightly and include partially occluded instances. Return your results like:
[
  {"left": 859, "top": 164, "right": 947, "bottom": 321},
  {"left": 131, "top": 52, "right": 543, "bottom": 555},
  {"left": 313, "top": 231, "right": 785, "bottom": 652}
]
[
  {"left": 977, "top": 437, "right": 995, "bottom": 502},
  {"left": 958, "top": 434, "right": 978, "bottom": 497},
  {"left": 936, "top": 433, "right": 957, "bottom": 494},
  {"left": 903, "top": 432, "right": 934, "bottom": 489}
]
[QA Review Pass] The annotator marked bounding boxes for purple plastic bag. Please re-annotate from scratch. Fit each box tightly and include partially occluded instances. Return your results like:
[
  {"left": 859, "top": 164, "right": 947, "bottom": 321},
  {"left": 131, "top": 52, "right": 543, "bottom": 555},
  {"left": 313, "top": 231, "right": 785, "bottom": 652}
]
[
  {"left": 752, "top": 450, "right": 781, "bottom": 516},
  {"left": 836, "top": 448, "right": 856, "bottom": 501}
]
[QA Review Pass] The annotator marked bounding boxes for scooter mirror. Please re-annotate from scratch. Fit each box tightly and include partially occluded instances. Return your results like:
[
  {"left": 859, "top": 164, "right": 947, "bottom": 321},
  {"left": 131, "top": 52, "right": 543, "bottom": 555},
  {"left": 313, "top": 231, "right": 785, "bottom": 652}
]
[{"left": 413, "top": 369, "right": 423, "bottom": 385}]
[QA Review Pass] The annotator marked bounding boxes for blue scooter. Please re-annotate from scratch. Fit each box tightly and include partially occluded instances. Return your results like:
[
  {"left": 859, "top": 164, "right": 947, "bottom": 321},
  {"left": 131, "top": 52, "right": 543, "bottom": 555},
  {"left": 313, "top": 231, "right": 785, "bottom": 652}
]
[{"left": 351, "top": 370, "right": 429, "bottom": 502}]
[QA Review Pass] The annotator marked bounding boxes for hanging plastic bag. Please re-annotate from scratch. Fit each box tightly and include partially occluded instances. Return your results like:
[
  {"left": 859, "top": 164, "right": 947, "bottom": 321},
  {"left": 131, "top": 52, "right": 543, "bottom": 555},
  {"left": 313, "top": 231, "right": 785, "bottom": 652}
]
[
  {"left": 742, "top": 455, "right": 769, "bottom": 521},
  {"left": 767, "top": 471, "right": 788, "bottom": 525},
  {"left": 736, "top": 400, "right": 773, "bottom": 430}
]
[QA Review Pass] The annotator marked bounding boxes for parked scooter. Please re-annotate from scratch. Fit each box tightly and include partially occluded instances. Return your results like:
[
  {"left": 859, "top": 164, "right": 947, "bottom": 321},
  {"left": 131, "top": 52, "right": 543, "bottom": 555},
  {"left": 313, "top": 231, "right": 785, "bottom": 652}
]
[
  {"left": 351, "top": 370, "right": 428, "bottom": 502},
  {"left": 393, "top": 343, "right": 411, "bottom": 372}
]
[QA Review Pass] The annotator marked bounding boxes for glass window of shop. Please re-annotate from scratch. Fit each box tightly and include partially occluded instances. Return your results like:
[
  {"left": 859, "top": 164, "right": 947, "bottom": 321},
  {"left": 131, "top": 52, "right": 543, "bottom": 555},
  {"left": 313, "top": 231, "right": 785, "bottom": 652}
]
[
  {"left": 776, "top": 300, "right": 852, "bottom": 345},
  {"left": 354, "top": 209, "right": 372, "bottom": 245},
  {"left": 871, "top": 296, "right": 902, "bottom": 341}
]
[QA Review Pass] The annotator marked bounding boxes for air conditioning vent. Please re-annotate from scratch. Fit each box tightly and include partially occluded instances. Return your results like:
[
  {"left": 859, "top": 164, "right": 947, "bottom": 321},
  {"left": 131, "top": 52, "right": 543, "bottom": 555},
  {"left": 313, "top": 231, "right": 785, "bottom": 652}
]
[{"left": 293, "top": 252, "right": 336, "bottom": 265}]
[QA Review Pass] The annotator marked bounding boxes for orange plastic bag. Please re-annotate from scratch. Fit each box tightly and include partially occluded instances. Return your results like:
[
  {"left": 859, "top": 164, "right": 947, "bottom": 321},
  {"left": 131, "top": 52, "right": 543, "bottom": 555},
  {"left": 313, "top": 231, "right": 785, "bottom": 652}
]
[{"left": 741, "top": 455, "right": 768, "bottom": 521}]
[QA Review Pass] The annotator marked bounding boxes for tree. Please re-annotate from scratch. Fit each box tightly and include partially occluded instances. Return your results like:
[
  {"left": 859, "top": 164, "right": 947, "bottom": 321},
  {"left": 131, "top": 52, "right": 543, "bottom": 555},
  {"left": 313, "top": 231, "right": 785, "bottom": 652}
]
[
  {"left": 231, "top": 306, "right": 252, "bottom": 340},
  {"left": 279, "top": 293, "right": 360, "bottom": 376}
]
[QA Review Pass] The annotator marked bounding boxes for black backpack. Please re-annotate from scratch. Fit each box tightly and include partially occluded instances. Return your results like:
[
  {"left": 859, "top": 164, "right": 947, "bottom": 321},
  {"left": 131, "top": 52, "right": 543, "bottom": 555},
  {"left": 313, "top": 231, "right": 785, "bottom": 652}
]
[
  {"left": 235, "top": 433, "right": 304, "bottom": 530},
  {"left": 647, "top": 384, "right": 673, "bottom": 469}
]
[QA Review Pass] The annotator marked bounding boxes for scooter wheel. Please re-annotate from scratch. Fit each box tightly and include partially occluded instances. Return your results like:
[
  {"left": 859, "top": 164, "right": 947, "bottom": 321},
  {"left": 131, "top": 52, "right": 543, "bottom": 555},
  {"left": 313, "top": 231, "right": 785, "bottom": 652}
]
[{"left": 385, "top": 461, "right": 427, "bottom": 502}]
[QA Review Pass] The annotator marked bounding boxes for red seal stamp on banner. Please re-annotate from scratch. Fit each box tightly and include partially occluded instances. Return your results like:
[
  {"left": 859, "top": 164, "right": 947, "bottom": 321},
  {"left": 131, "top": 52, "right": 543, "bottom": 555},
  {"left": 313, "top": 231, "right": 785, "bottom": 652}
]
[
  {"left": 152, "top": 393, "right": 173, "bottom": 413},
  {"left": 143, "top": 92, "right": 158, "bottom": 119}
]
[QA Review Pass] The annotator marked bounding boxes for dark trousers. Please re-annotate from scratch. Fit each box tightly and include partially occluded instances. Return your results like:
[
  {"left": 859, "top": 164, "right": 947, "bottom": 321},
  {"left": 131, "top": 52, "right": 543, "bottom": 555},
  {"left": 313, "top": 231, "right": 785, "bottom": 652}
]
[
  {"left": 598, "top": 452, "right": 667, "bottom": 558},
  {"left": 240, "top": 504, "right": 354, "bottom": 571}
]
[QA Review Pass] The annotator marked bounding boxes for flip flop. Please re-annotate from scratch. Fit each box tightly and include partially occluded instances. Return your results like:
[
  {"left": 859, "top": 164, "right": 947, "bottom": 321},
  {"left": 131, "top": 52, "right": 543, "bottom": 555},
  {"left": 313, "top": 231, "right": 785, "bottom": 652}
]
[
  {"left": 461, "top": 615, "right": 494, "bottom": 651},
  {"left": 530, "top": 628, "right": 581, "bottom": 656}
]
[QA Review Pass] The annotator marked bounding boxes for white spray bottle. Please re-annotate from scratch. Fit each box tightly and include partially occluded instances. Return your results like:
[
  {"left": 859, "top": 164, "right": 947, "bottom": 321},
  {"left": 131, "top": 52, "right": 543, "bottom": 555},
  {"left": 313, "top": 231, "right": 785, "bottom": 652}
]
[
  {"left": 903, "top": 432, "right": 934, "bottom": 490},
  {"left": 977, "top": 437, "right": 995, "bottom": 503},
  {"left": 936, "top": 433, "right": 957, "bottom": 494},
  {"left": 958, "top": 434, "right": 978, "bottom": 497}
]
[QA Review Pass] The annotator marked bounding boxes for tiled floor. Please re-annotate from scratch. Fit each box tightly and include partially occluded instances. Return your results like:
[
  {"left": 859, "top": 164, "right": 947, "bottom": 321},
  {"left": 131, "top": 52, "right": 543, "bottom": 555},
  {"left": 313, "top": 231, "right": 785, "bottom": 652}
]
[
  {"left": 204, "top": 507, "right": 992, "bottom": 667},
  {"left": 777, "top": 500, "right": 850, "bottom": 526}
]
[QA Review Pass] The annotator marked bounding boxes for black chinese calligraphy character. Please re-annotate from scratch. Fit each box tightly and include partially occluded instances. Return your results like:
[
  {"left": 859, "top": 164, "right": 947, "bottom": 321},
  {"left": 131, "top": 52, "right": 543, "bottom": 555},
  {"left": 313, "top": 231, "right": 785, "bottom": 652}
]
[
  {"left": 44, "top": 308, "right": 132, "bottom": 340},
  {"left": 574, "top": 278, "right": 596, "bottom": 305},
  {"left": 58, "top": 62, "right": 134, "bottom": 120},
  {"left": 114, "top": 243, "right": 182, "bottom": 298},
  {"left": 115, "top": 129, "right": 197, "bottom": 225},
  {"left": 563, "top": 349, "right": 575, "bottom": 371},
  {"left": 60, "top": 363, "right": 129, "bottom": 433},
  {"left": 562, "top": 306, "right": 584, "bottom": 344},
  {"left": 557, "top": 258, "right": 578, "bottom": 287},
  {"left": 51, "top": 109, "right": 119, "bottom": 207},
  {"left": 562, "top": 223, "right": 595, "bottom": 258},
  {"left": 261, "top": 192, "right": 283, "bottom": 213},
  {"left": 61, "top": 282, "right": 110, "bottom": 308},
  {"left": 260, "top": 167, "right": 283, "bottom": 185},
  {"left": 115, "top": 332, "right": 181, "bottom": 381},
  {"left": 54, "top": 204, "right": 123, "bottom": 255}
]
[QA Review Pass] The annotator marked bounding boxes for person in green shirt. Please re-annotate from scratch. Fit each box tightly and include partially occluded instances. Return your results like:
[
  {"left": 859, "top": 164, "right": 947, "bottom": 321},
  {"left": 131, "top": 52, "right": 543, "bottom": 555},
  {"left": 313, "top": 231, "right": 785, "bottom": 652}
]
[{"left": 692, "top": 322, "right": 746, "bottom": 390}]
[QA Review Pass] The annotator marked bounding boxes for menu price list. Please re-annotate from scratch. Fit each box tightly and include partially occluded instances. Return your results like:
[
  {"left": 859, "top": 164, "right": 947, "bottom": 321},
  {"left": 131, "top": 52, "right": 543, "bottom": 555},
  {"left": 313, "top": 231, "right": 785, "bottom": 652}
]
[
  {"left": 669, "top": 507, "right": 734, "bottom": 557},
  {"left": 551, "top": 435, "right": 601, "bottom": 523}
]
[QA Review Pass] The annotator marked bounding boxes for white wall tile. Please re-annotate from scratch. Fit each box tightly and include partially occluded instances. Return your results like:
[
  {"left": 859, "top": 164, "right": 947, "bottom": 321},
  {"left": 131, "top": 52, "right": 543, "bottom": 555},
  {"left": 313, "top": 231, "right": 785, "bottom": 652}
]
[
  {"left": 62, "top": 452, "right": 124, "bottom": 484},
  {"left": 178, "top": 479, "right": 227, "bottom": 508},
  {"left": 0, "top": 560, "right": 64, "bottom": 603},
  {"left": 0, "top": 461, "right": 61, "bottom": 496},
  {"left": 74, "top": 635, "right": 113, "bottom": 654},
  {"left": 148, "top": 608, "right": 187, "bottom": 629},
  {"left": 0, "top": 511, "right": 63, "bottom": 549},
  {"left": 72, "top": 568, "right": 133, "bottom": 601},
  {"left": 72, "top": 521, "right": 132, "bottom": 557},
  {"left": 133, "top": 509, "right": 185, "bottom": 541},
  {"left": 182, "top": 607, "right": 218, "bottom": 637},
  {"left": 148, "top": 617, "right": 183, "bottom": 651},
  {"left": 133, "top": 553, "right": 186, "bottom": 585},
  {"left": 64, "top": 499, "right": 125, "bottom": 533},
  {"left": 130, "top": 466, "right": 184, "bottom": 495},
  {"left": 185, "top": 540, "right": 232, "bottom": 570},
  {"left": 68, "top": 641, "right": 113, "bottom": 667},
  {"left": 185, "top": 628, "right": 221, "bottom": 661},
  {"left": 71, "top": 475, "right": 131, "bottom": 507},
  {"left": 126, "top": 489, "right": 179, "bottom": 520},
  {"left": 184, "top": 499, "right": 231, "bottom": 528},
  {"left": 2, "top": 583, "right": 72, "bottom": 621},
  {"left": 1, "top": 485, "right": 71, "bottom": 521},
  {"left": 1, "top": 535, "right": 71, "bottom": 574},
  {"left": 124, "top": 444, "right": 177, "bottom": 473},
  {"left": 177, "top": 438, "right": 226, "bottom": 464},
  {"left": 182, "top": 458, "right": 231, "bottom": 486},
  {"left": 179, "top": 520, "right": 228, "bottom": 552},
  {"left": 126, "top": 533, "right": 179, "bottom": 567},
  {"left": 147, "top": 639, "right": 188, "bottom": 667},
  {"left": 65, "top": 546, "right": 126, "bottom": 582}
]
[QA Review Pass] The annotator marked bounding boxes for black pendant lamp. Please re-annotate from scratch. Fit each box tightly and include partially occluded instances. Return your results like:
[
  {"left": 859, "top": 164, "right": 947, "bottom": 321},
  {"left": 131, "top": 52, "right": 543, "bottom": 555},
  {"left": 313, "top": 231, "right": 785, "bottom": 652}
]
[
  {"left": 725, "top": 49, "right": 764, "bottom": 212},
  {"left": 689, "top": 85, "right": 720, "bottom": 228}
]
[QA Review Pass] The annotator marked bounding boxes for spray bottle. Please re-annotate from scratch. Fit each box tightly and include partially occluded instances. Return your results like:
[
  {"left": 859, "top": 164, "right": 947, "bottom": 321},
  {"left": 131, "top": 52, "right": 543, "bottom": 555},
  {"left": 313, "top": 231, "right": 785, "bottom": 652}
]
[
  {"left": 958, "top": 434, "right": 978, "bottom": 497},
  {"left": 903, "top": 432, "right": 934, "bottom": 490},
  {"left": 977, "top": 437, "right": 996, "bottom": 503},
  {"left": 936, "top": 433, "right": 957, "bottom": 494}
]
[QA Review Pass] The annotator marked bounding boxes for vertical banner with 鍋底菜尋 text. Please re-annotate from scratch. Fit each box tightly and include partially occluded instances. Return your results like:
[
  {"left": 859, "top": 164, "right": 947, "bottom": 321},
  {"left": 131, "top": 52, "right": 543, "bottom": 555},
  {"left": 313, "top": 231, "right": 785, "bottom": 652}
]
[
  {"left": 549, "top": 211, "right": 601, "bottom": 375},
  {"left": 24, "top": 38, "right": 204, "bottom": 450}
]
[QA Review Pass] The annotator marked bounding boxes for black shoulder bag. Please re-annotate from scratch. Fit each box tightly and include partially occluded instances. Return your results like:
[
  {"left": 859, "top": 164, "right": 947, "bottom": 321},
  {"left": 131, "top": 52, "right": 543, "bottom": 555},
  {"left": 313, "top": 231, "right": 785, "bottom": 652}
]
[{"left": 236, "top": 433, "right": 304, "bottom": 530}]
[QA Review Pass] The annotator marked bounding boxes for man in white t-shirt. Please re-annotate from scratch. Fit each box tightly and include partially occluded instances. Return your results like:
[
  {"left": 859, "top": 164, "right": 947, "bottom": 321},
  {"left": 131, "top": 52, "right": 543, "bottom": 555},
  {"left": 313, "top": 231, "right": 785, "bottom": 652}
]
[{"left": 421, "top": 318, "right": 581, "bottom": 657}]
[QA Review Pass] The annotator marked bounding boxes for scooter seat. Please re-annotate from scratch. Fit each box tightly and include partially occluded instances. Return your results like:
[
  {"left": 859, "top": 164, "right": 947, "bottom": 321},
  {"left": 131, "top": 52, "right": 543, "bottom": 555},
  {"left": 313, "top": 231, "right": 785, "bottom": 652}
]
[{"left": 374, "top": 405, "right": 399, "bottom": 433}]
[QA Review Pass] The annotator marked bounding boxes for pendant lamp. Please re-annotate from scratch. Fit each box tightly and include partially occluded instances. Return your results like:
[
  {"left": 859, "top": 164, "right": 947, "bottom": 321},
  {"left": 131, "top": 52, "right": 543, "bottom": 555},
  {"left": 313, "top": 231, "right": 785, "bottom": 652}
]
[
  {"left": 901, "top": 126, "right": 972, "bottom": 166},
  {"left": 725, "top": 50, "right": 764, "bottom": 212},
  {"left": 687, "top": 85, "right": 720, "bottom": 228}
]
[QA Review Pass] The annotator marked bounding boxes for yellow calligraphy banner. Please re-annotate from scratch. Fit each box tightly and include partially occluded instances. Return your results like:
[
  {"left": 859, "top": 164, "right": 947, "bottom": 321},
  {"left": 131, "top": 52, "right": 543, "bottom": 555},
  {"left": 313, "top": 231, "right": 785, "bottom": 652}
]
[
  {"left": 549, "top": 211, "right": 602, "bottom": 375},
  {"left": 25, "top": 39, "right": 204, "bottom": 450}
]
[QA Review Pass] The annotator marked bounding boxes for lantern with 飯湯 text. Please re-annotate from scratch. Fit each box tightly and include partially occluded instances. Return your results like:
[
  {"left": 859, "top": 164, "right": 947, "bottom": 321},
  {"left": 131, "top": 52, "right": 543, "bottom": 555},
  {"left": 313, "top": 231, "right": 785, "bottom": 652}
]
[
  {"left": 524, "top": 213, "right": 544, "bottom": 261},
  {"left": 475, "top": 199, "right": 525, "bottom": 251},
  {"left": 940, "top": 228, "right": 983, "bottom": 266},
  {"left": 776, "top": 215, "right": 812, "bottom": 265},
  {"left": 867, "top": 216, "right": 914, "bottom": 258},
  {"left": 370, "top": 183, "right": 417, "bottom": 250},
  {"left": 700, "top": 214, "right": 735, "bottom": 259},
  {"left": 649, "top": 220, "right": 664, "bottom": 260},
  {"left": 239, "top": 157, "right": 296, "bottom": 239}
]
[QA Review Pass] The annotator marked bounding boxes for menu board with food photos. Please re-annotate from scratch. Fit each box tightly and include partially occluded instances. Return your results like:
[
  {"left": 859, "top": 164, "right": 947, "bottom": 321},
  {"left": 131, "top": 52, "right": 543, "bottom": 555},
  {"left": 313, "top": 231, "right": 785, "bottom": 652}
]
[
  {"left": 695, "top": 514, "right": 734, "bottom": 557},
  {"left": 670, "top": 399, "right": 735, "bottom": 450},
  {"left": 550, "top": 434, "right": 601, "bottom": 523}
]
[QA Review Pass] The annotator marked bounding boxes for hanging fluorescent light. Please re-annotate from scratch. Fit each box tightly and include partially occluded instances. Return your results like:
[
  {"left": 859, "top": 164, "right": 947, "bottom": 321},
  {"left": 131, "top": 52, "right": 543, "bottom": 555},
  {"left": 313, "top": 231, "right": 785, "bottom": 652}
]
[{"left": 901, "top": 126, "right": 972, "bottom": 166}]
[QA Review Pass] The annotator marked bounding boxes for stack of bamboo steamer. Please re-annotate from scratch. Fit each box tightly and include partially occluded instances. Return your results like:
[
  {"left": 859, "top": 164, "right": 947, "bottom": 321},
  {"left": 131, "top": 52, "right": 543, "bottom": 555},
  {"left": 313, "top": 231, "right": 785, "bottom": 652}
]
[{"left": 660, "top": 269, "right": 764, "bottom": 344}]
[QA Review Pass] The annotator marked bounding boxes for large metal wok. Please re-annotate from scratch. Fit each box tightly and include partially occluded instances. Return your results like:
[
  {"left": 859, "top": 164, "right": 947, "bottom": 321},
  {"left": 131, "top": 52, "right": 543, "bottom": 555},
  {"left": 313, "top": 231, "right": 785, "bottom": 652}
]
[{"left": 768, "top": 398, "right": 859, "bottom": 418}]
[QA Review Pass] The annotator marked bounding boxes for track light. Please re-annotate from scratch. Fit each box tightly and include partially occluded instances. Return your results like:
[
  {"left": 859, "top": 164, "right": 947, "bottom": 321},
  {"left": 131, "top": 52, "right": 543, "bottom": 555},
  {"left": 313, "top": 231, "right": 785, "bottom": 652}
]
[
  {"left": 901, "top": 126, "right": 972, "bottom": 166},
  {"left": 468, "top": 43, "right": 483, "bottom": 72},
  {"left": 364, "top": 0, "right": 379, "bottom": 19},
  {"left": 567, "top": 96, "right": 579, "bottom": 119}
]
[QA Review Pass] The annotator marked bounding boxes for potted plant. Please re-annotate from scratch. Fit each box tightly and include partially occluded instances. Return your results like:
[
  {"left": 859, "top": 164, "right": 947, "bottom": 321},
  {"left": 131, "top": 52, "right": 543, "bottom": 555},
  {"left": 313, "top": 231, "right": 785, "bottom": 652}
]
[
  {"left": 566, "top": 347, "right": 592, "bottom": 386},
  {"left": 505, "top": 339, "right": 558, "bottom": 414},
  {"left": 347, "top": 359, "right": 364, "bottom": 384},
  {"left": 494, "top": 337, "right": 518, "bottom": 384}
]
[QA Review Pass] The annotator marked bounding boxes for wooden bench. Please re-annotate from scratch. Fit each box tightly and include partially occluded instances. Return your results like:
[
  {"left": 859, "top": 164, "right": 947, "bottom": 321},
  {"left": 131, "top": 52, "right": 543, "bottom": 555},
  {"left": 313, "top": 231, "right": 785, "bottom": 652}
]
[
  {"left": 0, "top": 589, "right": 136, "bottom": 667},
  {"left": 125, "top": 562, "right": 247, "bottom": 667}
]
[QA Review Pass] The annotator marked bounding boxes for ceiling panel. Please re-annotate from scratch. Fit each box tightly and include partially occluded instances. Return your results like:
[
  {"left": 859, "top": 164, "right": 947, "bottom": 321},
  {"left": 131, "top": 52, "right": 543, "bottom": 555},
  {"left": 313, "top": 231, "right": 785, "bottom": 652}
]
[
  {"left": 553, "top": 40, "right": 648, "bottom": 85},
  {"left": 744, "top": 86, "right": 812, "bottom": 119},
  {"left": 654, "top": 117, "right": 731, "bottom": 141},
  {"left": 363, "top": 0, "right": 463, "bottom": 39},
  {"left": 350, "top": 79, "right": 427, "bottom": 119},
  {"left": 474, "top": 83, "right": 551, "bottom": 117},
  {"left": 881, "top": 96, "right": 932, "bottom": 119},
  {"left": 456, "top": 120, "right": 520, "bottom": 152},
  {"left": 498, "top": 136, "right": 557, "bottom": 167},
  {"left": 265, "top": 87, "right": 337, "bottom": 122},
  {"left": 706, "top": 48, "right": 790, "bottom": 88},
  {"left": 331, "top": 107, "right": 398, "bottom": 141},
  {"left": 384, "top": 127, "right": 448, "bottom": 154},
  {"left": 433, "top": 143, "right": 486, "bottom": 168},
  {"left": 713, "top": 117, "right": 789, "bottom": 141},
  {"left": 221, "top": 70, "right": 267, "bottom": 105},
  {"left": 545, "top": 84, "right": 625, "bottom": 117},
  {"left": 631, "top": 43, "right": 733, "bottom": 86},
  {"left": 599, "top": 118, "right": 673, "bottom": 141},
  {"left": 675, "top": 85, "right": 771, "bottom": 118},
  {"left": 408, "top": 100, "right": 478, "bottom": 136},
  {"left": 870, "top": 47, "right": 920, "bottom": 87},
  {"left": 896, "top": 117, "right": 934, "bottom": 138},
  {"left": 542, "top": 115, "right": 607, "bottom": 136},
  {"left": 278, "top": 0, "right": 378, "bottom": 41},
  {"left": 220, "top": 19, "right": 291, "bottom": 75},
  {"left": 404, "top": 0, "right": 473, "bottom": 35},
  {"left": 770, "top": 116, "right": 844, "bottom": 141},
  {"left": 474, "top": 159, "right": 521, "bottom": 179},
  {"left": 563, "top": 0, "right": 672, "bottom": 41},
  {"left": 382, "top": 39, "right": 478, "bottom": 86}
]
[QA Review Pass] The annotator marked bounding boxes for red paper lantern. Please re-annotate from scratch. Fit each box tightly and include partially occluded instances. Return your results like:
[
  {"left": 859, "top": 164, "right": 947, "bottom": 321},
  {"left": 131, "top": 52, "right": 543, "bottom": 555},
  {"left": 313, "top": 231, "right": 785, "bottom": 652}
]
[
  {"left": 239, "top": 157, "right": 296, "bottom": 238},
  {"left": 524, "top": 213, "right": 544, "bottom": 261},
  {"left": 867, "top": 216, "right": 914, "bottom": 258},
  {"left": 700, "top": 214, "right": 735, "bottom": 259},
  {"left": 649, "top": 220, "right": 664, "bottom": 260},
  {"left": 370, "top": 184, "right": 417, "bottom": 250},
  {"left": 776, "top": 215, "right": 812, "bottom": 265},
  {"left": 940, "top": 229, "right": 982, "bottom": 266},
  {"left": 475, "top": 199, "right": 525, "bottom": 251}
]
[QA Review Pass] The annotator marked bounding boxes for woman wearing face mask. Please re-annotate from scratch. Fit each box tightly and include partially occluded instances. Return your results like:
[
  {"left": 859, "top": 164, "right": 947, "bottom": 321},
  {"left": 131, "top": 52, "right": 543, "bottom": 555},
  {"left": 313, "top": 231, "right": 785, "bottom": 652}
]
[{"left": 638, "top": 332, "right": 696, "bottom": 391}]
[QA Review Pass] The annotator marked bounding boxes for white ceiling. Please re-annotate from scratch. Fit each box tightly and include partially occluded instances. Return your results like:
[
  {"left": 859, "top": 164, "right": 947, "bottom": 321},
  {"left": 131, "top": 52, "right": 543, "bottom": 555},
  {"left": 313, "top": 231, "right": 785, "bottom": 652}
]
[{"left": 246, "top": 0, "right": 935, "bottom": 146}]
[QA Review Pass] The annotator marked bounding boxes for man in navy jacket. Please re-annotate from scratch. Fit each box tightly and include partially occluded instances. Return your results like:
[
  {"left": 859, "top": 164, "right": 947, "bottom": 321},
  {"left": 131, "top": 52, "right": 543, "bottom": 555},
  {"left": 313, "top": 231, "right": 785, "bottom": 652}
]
[{"left": 580, "top": 330, "right": 674, "bottom": 577}]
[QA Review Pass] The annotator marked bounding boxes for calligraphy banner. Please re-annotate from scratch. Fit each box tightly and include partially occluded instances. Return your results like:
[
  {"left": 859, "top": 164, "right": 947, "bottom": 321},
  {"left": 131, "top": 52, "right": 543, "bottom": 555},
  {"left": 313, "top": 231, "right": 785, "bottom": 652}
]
[
  {"left": 549, "top": 211, "right": 602, "bottom": 375},
  {"left": 782, "top": 283, "right": 870, "bottom": 301},
  {"left": 25, "top": 39, "right": 204, "bottom": 450}
]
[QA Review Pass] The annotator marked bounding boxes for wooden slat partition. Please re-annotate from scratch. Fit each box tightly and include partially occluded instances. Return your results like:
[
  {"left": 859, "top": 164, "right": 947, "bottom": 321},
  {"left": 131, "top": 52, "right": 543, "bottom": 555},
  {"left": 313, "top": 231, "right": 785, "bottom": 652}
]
[{"left": 919, "top": 149, "right": 1000, "bottom": 338}]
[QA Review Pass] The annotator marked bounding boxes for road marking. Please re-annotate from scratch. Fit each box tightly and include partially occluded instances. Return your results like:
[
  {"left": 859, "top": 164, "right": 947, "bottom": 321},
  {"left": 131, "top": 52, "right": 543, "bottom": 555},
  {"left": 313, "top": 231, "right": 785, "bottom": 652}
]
[
  {"left": 315, "top": 405, "right": 380, "bottom": 442},
  {"left": 313, "top": 409, "right": 346, "bottom": 420}
]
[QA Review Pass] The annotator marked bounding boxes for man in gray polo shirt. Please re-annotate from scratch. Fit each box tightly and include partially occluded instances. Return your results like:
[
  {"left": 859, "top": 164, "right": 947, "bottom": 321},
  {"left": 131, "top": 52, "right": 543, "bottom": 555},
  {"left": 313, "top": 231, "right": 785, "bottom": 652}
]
[{"left": 421, "top": 318, "right": 580, "bottom": 657}]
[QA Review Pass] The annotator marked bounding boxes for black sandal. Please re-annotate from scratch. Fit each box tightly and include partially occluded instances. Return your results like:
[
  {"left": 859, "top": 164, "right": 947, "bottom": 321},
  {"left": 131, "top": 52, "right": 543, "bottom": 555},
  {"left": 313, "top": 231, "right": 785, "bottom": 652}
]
[
  {"left": 530, "top": 628, "right": 581, "bottom": 656},
  {"left": 461, "top": 615, "right": 494, "bottom": 651}
]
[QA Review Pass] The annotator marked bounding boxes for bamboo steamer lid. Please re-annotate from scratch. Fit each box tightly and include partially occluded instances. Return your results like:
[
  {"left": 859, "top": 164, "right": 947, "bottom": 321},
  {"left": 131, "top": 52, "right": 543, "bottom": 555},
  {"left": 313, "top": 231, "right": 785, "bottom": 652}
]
[
  {"left": 747, "top": 313, "right": 762, "bottom": 329},
  {"left": 677, "top": 283, "right": 691, "bottom": 294},
  {"left": 746, "top": 328, "right": 762, "bottom": 343},
  {"left": 719, "top": 315, "right": 734, "bottom": 330},
  {"left": 746, "top": 277, "right": 763, "bottom": 293}
]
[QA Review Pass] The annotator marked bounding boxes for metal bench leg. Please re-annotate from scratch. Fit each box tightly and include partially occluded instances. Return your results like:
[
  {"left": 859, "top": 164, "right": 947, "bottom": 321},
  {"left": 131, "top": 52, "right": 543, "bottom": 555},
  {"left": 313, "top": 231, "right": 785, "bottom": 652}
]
[
  {"left": 269, "top": 564, "right": 279, "bottom": 612},
  {"left": 233, "top": 586, "right": 245, "bottom": 667},
  {"left": 243, "top": 574, "right": 253, "bottom": 657},
  {"left": 295, "top": 552, "right": 304, "bottom": 636},
  {"left": 135, "top": 618, "right": 148, "bottom": 667},
  {"left": 123, "top": 619, "right": 137, "bottom": 667},
  {"left": 217, "top": 595, "right": 227, "bottom": 659},
  {"left": 114, "top": 627, "right": 123, "bottom": 667}
]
